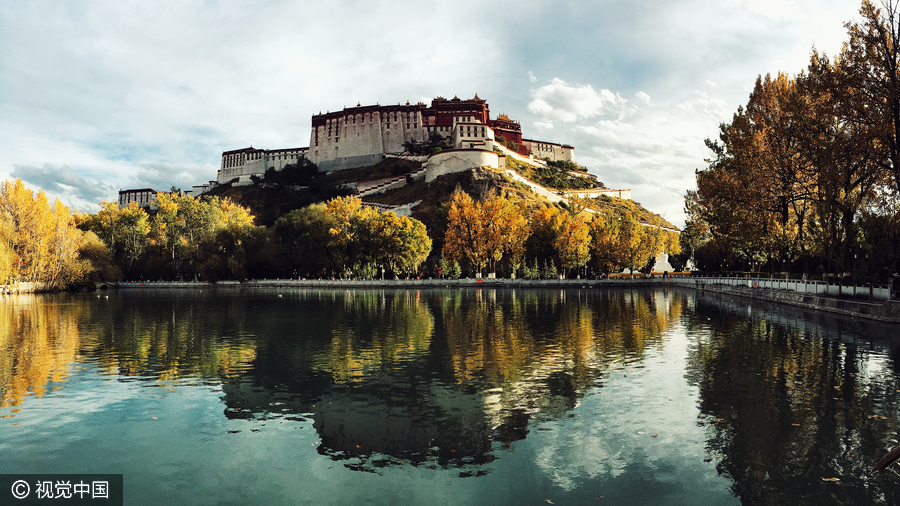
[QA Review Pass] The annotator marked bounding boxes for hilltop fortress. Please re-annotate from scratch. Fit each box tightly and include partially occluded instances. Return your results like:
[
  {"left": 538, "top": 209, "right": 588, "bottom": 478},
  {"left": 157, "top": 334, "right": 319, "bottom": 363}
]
[{"left": 214, "top": 95, "right": 575, "bottom": 186}]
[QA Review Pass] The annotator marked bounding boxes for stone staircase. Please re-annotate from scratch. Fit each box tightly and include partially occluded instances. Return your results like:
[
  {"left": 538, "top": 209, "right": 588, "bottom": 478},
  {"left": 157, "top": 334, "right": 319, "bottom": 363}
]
[{"left": 356, "top": 165, "right": 426, "bottom": 198}]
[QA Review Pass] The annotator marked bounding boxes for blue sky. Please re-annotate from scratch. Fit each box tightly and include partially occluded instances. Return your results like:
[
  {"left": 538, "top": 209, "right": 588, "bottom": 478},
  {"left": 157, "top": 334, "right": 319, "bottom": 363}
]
[{"left": 0, "top": 0, "right": 858, "bottom": 226}]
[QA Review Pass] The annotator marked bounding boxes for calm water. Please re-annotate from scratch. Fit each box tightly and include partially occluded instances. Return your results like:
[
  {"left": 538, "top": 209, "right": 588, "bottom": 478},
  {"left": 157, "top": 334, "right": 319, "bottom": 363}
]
[{"left": 2, "top": 287, "right": 900, "bottom": 505}]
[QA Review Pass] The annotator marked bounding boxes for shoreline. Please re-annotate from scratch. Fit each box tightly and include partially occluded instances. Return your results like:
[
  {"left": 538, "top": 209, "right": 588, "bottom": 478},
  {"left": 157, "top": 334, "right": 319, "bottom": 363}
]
[{"left": 113, "top": 278, "right": 678, "bottom": 289}]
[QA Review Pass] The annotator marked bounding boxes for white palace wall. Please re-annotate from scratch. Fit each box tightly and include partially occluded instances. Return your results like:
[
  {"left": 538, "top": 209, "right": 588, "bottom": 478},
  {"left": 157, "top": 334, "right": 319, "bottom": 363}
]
[
  {"left": 425, "top": 149, "right": 499, "bottom": 183},
  {"left": 521, "top": 139, "right": 574, "bottom": 163},
  {"left": 309, "top": 106, "right": 429, "bottom": 172},
  {"left": 218, "top": 148, "right": 307, "bottom": 184}
]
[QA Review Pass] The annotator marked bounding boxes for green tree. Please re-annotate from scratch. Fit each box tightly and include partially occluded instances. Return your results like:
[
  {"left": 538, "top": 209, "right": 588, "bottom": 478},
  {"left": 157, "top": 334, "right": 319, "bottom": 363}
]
[{"left": 274, "top": 204, "right": 338, "bottom": 277}]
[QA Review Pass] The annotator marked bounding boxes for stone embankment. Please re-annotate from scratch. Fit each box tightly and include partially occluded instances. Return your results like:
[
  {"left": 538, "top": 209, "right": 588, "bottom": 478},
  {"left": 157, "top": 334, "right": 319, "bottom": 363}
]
[{"left": 674, "top": 277, "right": 900, "bottom": 323}]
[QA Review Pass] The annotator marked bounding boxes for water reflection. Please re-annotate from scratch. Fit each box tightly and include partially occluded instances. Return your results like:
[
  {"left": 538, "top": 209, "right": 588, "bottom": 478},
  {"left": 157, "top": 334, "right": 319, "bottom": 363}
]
[
  {"left": 216, "top": 288, "right": 682, "bottom": 473},
  {"left": 0, "top": 291, "right": 261, "bottom": 412},
  {"left": 1, "top": 289, "right": 683, "bottom": 469},
  {"left": 685, "top": 291, "right": 900, "bottom": 505},
  {"left": 0, "top": 296, "right": 83, "bottom": 409},
  {"left": 8, "top": 287, "right": 900, "bottom": 503}
]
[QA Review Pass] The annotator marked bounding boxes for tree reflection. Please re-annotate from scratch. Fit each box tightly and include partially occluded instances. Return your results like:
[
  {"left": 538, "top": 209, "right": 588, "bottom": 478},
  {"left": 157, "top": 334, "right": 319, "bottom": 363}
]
[
  {"left": 0, "top": 295, "right": 82, "bottom": 409},
  {"left": 685, "top": 292, "right": 900, "bottom": 505},
  {"left": 81, "top": 291, "right": 259, "bottom": 381},
  {"left": 0, "top": 291, "right": 260, "bottom": 416},
  {"left": 320, "top": 290, "right": 434, "bottom": 383},
  {"left": 219, "top": 288, "right": 681, "bottom": 473}
]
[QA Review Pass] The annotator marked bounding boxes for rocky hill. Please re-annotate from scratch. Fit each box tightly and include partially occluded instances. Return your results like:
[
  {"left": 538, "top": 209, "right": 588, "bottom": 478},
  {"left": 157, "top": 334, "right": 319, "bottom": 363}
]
[{"left": 206, "top": 156, "right": 677, "bottom": 237}]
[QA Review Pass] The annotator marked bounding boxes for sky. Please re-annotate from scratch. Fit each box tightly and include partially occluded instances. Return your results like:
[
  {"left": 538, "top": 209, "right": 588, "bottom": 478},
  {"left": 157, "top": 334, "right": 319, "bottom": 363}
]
[{"left": 0, "top": 0, "right": 861, "bottom": 226}]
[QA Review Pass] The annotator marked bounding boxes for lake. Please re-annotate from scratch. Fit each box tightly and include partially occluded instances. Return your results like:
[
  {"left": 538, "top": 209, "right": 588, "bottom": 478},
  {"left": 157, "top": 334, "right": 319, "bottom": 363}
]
[{"left": 2, "top": 287, "right": 900, "bottom": 505}]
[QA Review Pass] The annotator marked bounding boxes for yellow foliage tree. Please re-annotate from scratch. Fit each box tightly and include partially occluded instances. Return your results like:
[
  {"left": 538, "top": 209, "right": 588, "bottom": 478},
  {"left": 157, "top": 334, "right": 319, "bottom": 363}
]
[
  {"left": 589, "top": 213, "right": 626, "bottom": 273},
  {"left": 443, "top": 191, "right": 532, "bottom": 277},
  {"left": 443, "top": 191, "right": 490, "bottom": 275},
  {"left": 0, "top": 179, "right": 87, "bottom": 289},
  {"left": 552, "top": 209, "right": 592, "bottom": 275}
]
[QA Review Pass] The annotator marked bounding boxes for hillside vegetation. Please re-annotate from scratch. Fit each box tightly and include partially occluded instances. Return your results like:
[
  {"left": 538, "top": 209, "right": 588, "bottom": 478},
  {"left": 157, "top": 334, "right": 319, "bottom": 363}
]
[{"left": 504, "top": 156, "right": 600, "bottom": 190}]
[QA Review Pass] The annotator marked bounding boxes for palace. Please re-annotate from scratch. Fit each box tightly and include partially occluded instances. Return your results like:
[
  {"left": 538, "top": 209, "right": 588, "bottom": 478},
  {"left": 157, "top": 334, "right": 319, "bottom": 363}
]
[{"left": 214, "top": 95, "right": 574, "bottom": 187}]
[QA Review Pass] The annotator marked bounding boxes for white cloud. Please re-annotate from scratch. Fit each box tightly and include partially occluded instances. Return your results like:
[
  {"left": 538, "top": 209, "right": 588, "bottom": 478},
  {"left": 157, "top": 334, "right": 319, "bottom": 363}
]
[
  {"left": 528, "top": 70, "right": 537, "bottom": 83},
  {"left": 527, "top": 78, "right": 632, "bottom": 124},
  {"left": 10, "top": 163, "right": 115, "bottom": 211},
  {"left": 746, "top": 0, "right": 803, "bottom": 21},
  {"left": 519, "top": 72, "right": 741, "bottom": 226}
]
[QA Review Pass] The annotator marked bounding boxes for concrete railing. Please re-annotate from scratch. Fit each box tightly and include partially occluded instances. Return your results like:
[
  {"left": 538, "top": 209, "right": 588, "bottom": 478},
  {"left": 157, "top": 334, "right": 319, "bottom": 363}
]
[
  {"left": 675, "top": 276, "right": 892, "bottom": 301},
  {"left": 118, "top": 281, "right": 213, "bottom": 288}
]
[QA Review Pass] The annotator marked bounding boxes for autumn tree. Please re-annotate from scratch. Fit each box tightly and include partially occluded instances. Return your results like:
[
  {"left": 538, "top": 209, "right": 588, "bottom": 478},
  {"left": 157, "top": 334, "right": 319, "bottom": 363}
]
[
  {"left": 687, "top": 1, "right": 900, "bottom": 276},
  {"left": 142, "top": 191, "right": 257, "bottom": 280},
  {"left": 77, "top": 201, "right": 152, "bottom": 278},
  {"left": 443, "top": 191, "right": 531, "bottom": 277},
  {"left": 618, "top": 213, "right": 654, "bottom": 273},
  {"left": 524, "top": 204, "right": 560, "bottom": 264},
  {"left": 505, "top": 199, "right": 531, "bottom": 277},
  {"left": 269, "top": 196, "right": 431, "bottom": 279},
  {"left": 443, "top": 191, "right": 490, "bottom": 276},
  {"left": 552, "top": 208, "right": 591, "bottom": 276},
  {"left": 197, "top": 199, "right": 258, "bottom": 281},
  {"left": 0, "top": 179, "right": 88, "bottom": 288},
  {"left": 367, "top": 211, "right": 432, "bottom": 276},
  {"left": 481, "top": 192, "right": 530, "bottom": 275},
  {"left": 838, "top": 0, "right": 900, "bottom": 195},
  {"left": 589, "top": 212, "right": 625, "bottom": 274},
  {"left": 0, "top": 210, "right": 14, "bottom": 283}
]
